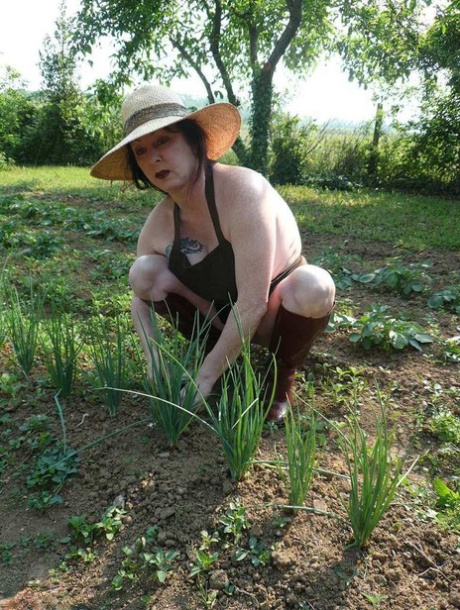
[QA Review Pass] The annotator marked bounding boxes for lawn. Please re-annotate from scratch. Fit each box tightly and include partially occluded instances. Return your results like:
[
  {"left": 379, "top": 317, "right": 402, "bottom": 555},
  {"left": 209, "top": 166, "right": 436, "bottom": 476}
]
[{"left": 0, "top": 167, "right": 459, "bottom": 610}]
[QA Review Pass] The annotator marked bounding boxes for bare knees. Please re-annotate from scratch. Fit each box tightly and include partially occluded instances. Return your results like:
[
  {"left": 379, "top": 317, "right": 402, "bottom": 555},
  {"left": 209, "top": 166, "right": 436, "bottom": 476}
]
[
  {"left": 278, "top": 264, "right": 335, "bottom": 318},
  {"left": 129, "top": 254, "right": 178, "bottom": 302}
]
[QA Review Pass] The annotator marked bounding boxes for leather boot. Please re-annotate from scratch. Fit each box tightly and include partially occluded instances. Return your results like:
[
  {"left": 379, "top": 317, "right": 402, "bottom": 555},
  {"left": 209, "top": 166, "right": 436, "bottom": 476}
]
[
  {"left": 265, "top": 305, "right": 331, "bottom": 424},
  {"left": 148, "top": 294, "right": 221, "bottom": 354}
]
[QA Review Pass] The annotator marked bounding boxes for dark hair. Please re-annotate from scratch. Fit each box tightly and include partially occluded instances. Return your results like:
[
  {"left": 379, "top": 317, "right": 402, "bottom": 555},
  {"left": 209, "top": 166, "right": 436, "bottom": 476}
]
[{"left": 126, "top": 118, "right": 209, "bottom": 192}]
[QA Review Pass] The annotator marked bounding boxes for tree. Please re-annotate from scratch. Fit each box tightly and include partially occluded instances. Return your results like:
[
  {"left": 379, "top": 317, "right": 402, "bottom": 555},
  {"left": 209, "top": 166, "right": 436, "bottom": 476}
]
[
  {"left": 73, "top": 0, "right": 431, "bottom": 174},
  {"left": 15, "top": 1, "right": 111, "bottom": 166},
  {"left": 0, "top": 67, "right": 36, "bottom": 165}
]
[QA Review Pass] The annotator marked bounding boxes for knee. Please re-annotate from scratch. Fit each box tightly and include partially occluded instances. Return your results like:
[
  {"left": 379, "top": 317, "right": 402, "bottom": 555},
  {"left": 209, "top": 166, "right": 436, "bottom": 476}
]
[
  {"left": 129, "top": 254, "right": 170, "bottom": 300},
  {"left": 281, "top": 265, "right": 335, "bottom": 318}
]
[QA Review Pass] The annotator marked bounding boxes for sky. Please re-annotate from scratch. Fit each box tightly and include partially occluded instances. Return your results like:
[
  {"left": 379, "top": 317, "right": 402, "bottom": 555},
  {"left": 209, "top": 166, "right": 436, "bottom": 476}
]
[{"left": 0, "top": 0, "right": 382, "bottom": 124}]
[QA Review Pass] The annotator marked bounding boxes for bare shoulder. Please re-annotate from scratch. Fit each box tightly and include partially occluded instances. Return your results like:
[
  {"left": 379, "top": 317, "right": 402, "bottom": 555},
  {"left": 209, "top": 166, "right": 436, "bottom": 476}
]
[
  {"left": 214, "top": 164, "right": 277, "bottom": 212},
  {"left": 137, "top": 196, "right": 174, "bottom": 254}
]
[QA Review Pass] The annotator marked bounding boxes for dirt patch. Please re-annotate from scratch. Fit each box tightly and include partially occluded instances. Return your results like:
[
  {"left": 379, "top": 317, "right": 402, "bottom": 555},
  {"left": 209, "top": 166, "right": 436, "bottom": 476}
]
[{"left": 1, "top": 232, "right": 459, "bottom": 610}]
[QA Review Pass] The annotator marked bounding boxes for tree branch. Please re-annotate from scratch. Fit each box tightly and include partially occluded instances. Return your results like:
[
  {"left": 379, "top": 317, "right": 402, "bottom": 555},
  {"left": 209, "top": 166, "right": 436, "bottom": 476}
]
[
  {"left": 209, "top": 0, "right": 240, "bottom": 107},
  {"left": 264, "top": 0, "right": 302, "bottom": 79},
  {"left": 170, "top": 37, "right": 216, "bottom": 103}
]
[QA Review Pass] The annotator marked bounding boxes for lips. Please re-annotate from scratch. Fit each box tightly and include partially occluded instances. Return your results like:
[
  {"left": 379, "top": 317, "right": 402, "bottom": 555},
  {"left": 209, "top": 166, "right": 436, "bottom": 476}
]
[{"left": 155, "top": 170, "right": 170, "bottom": 180}]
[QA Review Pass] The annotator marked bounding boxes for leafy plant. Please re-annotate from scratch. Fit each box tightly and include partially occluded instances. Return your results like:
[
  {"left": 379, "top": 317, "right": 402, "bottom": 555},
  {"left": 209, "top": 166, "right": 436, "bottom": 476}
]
[
  {"left": 26, "top": 442, "right": 80, "bottom": 510},
  {"left": 355, "top": 260, "right": 432, "bottom": 296},
  {"left": 234, "top": 536, "right": 271, "bottom": 566},
  {"left": 349, "top": 305, "right": 433, "bottom": 351},
  {"left": 331, "top": 399, "right": 414, "bottom": 548},
  {"left": 430, "top": 409, "right": 460, "bottom": 445},
  {"left": 427, "top": 286, "right": 460, "bottom": 314},
  {"left": 312, "top": 248, "right": 361, "bottom": 291},
  {"left": 438, "top": 335, "right": 460, "bottom": 364},
  {"left": 218, "top": 502, "right": 251, "bottom": 546},
  {"left": 433, "top": 479, "right": 460, "bottom": 532},
  {"left": 111, "top": 527, "right": 178, "bottom": 591}
]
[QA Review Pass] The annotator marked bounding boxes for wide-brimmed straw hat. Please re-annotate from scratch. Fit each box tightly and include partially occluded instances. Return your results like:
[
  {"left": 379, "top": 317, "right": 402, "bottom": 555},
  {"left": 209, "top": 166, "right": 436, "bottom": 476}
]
[{"left": 90, "top": 83, "right": 241, "bottom": 181}]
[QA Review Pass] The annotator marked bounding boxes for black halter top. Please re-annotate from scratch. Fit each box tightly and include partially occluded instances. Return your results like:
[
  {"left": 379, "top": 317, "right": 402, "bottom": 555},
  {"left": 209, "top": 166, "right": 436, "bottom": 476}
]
[{"left": 168, "top": 166, "right": 238, "bottom": 322}]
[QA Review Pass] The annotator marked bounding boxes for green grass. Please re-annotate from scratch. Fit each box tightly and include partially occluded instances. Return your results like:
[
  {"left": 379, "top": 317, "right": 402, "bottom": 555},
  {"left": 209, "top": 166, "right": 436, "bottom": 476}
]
[{"left": 280, "top": 185, "right": 460, "bottom": 250}]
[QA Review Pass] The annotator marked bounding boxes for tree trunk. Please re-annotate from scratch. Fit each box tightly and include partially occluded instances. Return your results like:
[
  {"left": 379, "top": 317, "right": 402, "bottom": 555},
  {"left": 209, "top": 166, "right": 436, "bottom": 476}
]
[
  {"left": 368, "top": 101, "right": 384, "bottom": 177},
  {"left": 248, "top": 66, "right": 274, "bottom": 174}
]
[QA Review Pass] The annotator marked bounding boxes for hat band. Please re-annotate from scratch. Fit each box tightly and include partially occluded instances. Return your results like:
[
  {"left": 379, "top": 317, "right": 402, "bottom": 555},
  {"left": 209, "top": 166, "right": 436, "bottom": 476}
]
[{"left": 124, "top": 103, "right": 190, "bottom": 135}]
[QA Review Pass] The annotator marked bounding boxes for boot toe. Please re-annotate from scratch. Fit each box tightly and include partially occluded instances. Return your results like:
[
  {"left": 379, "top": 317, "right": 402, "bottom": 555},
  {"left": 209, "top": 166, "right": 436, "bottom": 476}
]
[{"left": 266, "top": 400, "right": 287, "bottom": 425}]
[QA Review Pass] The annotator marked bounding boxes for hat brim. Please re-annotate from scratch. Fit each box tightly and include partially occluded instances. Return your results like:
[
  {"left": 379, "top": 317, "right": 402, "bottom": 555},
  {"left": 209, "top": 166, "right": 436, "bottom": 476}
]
[{"left": 90, "top": 102, "right": 241, "bottom": 181}]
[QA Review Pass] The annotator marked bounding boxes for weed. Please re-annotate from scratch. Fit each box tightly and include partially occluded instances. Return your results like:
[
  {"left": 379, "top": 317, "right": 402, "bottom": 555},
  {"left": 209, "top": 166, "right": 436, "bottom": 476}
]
[
  {"left": 111, "top": 528, "right": 179, "bottom": 591},
  {"left": 0, "top": 542, "right": 16, "bottom": 564},
  {"left": 234, "top": 536, "right": 271, "bottom": 566},
  {"left": 218, "top": 502, "right": 250, "bottom": 546},
  {"left": 433, "top": 479, "right": 460, "bottom": 532},
  {"left": 438, "top": 335, "right": 460, "bottom": 364}
]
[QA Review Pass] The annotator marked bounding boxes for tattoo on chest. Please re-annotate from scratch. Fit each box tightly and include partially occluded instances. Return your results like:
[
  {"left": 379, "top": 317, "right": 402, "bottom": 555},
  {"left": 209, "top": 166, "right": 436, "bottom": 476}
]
[{"left": 166, "top": 237, "right": 204, "bottom": 258}]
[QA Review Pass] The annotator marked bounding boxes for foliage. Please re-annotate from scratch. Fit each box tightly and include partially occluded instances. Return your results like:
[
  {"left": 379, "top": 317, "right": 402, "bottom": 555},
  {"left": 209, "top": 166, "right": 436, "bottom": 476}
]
[
  {"left": 0, "top": 67, "right": 36, "bottom": 164},
  {"left": 438, "top": 335, "right": 460, "bottom": 364},
  {"left": 348, "top": 304, "right": 433, "bottom": 351},
  {"left": 73, "top": 0, "right": 429, "bottom": 174},
  {"left": 208, "top": 338, "right": 270, "bottom": 481},
  {"left": 111, "top": 527, "right": 179, "bottom": 591},
  {"left": 355, "top": 260, "right": 432, "bottom": 296},
  {"left": 428, "top": 286, "right": 460, "bottom": 314},
  {"left": 432, "top": 478, "right": 460, "bottom": 533}
]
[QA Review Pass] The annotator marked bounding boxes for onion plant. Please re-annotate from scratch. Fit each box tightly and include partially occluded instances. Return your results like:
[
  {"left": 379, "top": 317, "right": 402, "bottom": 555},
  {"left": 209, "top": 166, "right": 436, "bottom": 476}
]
[
  {"left": 332, "top": 398, "right": 415, "bottom": 548},
  {"left": 137, "top": 305, "right": 273, "bottom": 477},
  {"left": 41, "top": 313, "right": 83, "bottom": 397},
  {"left": 284, "top": 404, "right": 317, "bottom": 508},
  {"left": 5, "top": 285, "right": 43, "bottom": 376},
  {"left": 142, "top": 308, "right": 209, "bottom": 448},
  {"left": 204, "top": 340, "right": 271, "bottom": 481},
  {"left": 87, "top": 313, "right": 130, "bottom": 416}
]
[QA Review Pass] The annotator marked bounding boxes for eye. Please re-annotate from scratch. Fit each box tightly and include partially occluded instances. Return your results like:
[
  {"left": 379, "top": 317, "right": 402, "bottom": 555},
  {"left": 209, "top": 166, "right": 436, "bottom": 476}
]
[
  {"left": 156, "top": 135, "right": 169, "bottom": 146},
  {"left": 133, "top": 146, "right": 146, "bottom": 157}
]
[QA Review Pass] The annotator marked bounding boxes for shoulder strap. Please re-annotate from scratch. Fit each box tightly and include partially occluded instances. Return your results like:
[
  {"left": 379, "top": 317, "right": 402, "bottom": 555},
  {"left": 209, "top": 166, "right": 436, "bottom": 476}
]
[
  {"left": 205, "top": 165, "right": 226, "bottom": 244},
  {"left": 173, "top": 202, "right": 181, "bottom": 243}
]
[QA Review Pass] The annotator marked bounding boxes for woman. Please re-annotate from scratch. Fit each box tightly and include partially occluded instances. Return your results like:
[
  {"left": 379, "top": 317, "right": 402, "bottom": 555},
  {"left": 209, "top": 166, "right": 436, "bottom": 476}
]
[{"left": 91, "top": 83, "right": 335, "bottom": 423}]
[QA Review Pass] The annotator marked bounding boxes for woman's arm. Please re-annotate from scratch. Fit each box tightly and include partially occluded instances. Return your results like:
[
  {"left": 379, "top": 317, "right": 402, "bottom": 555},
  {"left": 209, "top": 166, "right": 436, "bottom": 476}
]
[{"left": 194, "top": 167, "right": 278, "bottom": 397}]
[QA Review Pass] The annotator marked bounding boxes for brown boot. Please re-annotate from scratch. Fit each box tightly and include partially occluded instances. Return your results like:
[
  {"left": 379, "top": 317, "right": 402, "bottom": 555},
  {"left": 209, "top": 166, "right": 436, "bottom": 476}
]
[
  {"left": 265, "top": 305, "right": 331, "bottom": 424},
  {"left": 147, "top": 294, "right": 222, "bottom": 354}
]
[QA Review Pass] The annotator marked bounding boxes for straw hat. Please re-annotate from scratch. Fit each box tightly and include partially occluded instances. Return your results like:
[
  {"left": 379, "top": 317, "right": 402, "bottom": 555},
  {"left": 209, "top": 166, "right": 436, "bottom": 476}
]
[{"left": 90, "top": 83, "right": 241, "bottom": 181}]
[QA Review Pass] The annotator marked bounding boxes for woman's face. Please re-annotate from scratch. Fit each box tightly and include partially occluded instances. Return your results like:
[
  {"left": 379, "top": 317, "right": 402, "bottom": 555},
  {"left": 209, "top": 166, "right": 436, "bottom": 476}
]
[{"left": 131, "top": 127, "right": 199, "bottom": 193}]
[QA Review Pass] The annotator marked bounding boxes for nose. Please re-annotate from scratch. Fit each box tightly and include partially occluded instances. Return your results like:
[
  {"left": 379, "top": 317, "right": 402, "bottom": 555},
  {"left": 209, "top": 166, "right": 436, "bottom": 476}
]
[{"left": 150, "top": 146, "right": 161, "bottom": 163}]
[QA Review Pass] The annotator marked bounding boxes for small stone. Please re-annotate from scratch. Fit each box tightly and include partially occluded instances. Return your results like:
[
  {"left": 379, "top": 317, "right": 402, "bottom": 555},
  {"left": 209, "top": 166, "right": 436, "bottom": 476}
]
[
  {"left": 271, "top": 549, "right": 296, "bottom": 570},
  {"left": 209, "top": 569, "right": 229, "bottom": 590},
  {"left": 449, "top": 593, "right": 460, "bottom": 609}
]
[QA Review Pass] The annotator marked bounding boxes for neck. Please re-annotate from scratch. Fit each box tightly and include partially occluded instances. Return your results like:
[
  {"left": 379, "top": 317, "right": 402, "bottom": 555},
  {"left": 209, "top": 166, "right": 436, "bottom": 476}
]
[{"left": 169, "top": 168, "right": 207, "bottom": 210}]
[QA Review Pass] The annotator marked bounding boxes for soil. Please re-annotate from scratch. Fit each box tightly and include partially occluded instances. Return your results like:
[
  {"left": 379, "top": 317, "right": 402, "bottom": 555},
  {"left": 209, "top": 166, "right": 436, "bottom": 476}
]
[{"left": 1, "top": 225, "right": 460, "bottom": 609}]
